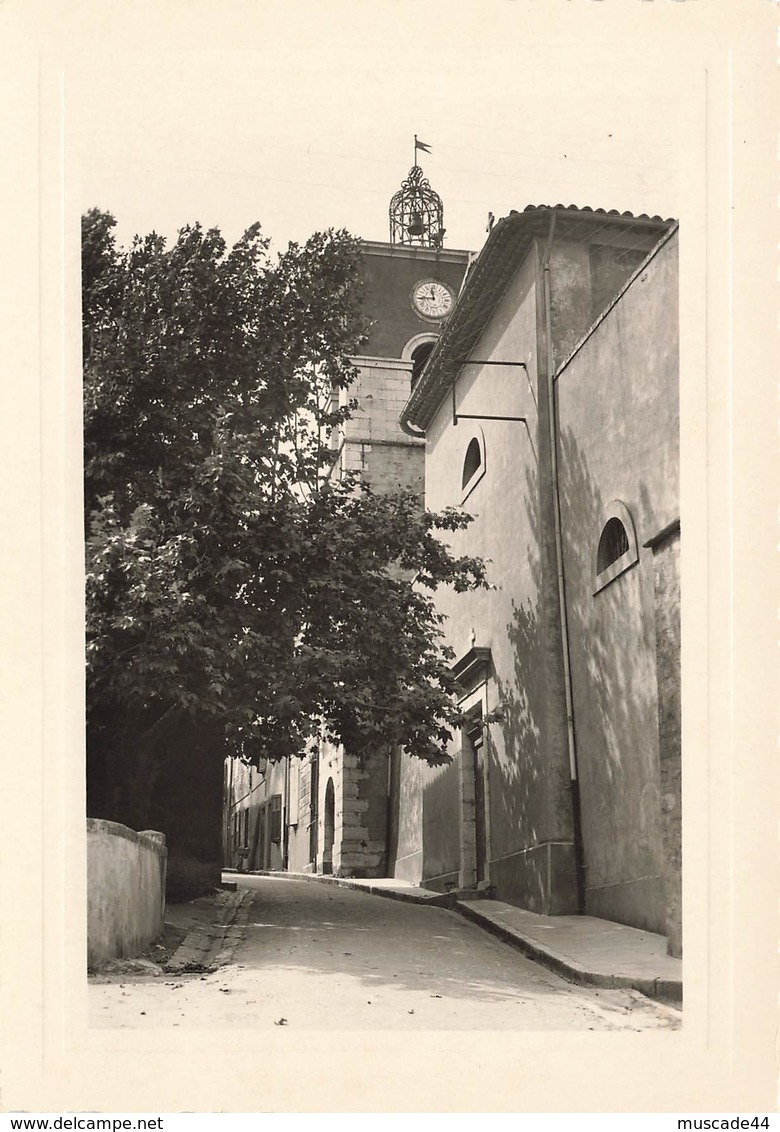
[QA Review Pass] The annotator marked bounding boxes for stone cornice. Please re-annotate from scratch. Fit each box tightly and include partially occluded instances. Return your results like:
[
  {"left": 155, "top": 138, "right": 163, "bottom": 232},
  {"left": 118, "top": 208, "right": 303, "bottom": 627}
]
[
  {"left": 451, "top": 646, "right": 492, "bottom": 693},
  {"left": 362, "top": 239, "right": 472, "bottom": 265},
  {"left": 349, "top": 355, "right": 413, "bottom": 370}
]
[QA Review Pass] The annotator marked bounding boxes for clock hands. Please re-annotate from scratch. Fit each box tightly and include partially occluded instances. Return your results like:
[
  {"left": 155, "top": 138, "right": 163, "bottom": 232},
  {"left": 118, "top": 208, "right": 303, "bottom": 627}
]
[{"left": 413, "top": 281, "right": 451, "bottom": 317}]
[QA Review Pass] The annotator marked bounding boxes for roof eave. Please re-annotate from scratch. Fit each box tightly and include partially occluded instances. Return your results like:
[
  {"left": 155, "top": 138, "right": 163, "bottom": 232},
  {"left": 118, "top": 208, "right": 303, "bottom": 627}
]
[
  {"left": 399, "top": 209, "right": 546, "bottom": 433},
  {"left": 399, "top": 204, "right": 676, "bottom": 435}
]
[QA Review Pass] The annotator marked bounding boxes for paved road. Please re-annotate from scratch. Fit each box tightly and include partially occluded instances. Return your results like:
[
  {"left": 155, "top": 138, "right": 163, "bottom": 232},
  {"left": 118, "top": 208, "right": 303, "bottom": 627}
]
[{"left": 91, "top": 875, "right": 679, "bottom": 1031}]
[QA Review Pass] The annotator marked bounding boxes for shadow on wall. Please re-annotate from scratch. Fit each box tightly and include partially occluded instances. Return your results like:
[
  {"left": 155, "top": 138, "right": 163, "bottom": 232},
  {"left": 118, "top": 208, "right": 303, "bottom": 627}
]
[
  {"left": 486, "top": 424, "right": 668, "bottom": 927},
  {"left": 487, "top": 451, "right": 560, "bottom": 909},
  {"left": 420, "top": 756, "right": 461, "bottom": 886},
  {"left": 555, "top": 427, "right": 665, "bottom": 926},
  {"left": 493, "top": 597, "right": 543, "bottom": 856}
]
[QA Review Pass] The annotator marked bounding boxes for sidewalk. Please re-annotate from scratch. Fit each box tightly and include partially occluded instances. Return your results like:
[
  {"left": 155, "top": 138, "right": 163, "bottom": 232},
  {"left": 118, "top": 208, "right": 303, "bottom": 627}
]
[
  {"left": 239, "top": 869, "right": 682, "bottom": 1005},
  {"left": 455, "top": 898, "right": 682, "bottom": 1004}
]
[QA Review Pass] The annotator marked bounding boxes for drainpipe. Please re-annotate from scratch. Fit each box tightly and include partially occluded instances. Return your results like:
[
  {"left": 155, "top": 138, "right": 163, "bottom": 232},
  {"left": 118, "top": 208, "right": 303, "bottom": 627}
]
[
  {"left": 480, "top": 679, "right": 494, "bottom": 891},
  {"left": 542, "top": 213, "right": 587, "bottom": 913}
]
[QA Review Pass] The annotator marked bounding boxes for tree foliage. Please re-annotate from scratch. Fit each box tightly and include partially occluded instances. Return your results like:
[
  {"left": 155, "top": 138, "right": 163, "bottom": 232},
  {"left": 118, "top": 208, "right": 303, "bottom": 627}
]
[{"left": 83, "top": 209, "right": 486, "bottom": 816}]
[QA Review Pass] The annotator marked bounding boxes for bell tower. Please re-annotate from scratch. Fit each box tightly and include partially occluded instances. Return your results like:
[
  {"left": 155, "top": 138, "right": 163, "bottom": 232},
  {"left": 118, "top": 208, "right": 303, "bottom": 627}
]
[
  {"left": 312, "top": 147, "right": 473, "bottom": 881},
  {"left": 331, "top": 144, "right": 471, "bottom": 494}
]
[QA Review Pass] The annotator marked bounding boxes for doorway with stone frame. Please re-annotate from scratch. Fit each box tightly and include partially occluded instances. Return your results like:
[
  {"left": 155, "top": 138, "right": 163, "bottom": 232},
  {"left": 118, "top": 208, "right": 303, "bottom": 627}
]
[
  {"left": 459, "top": 703, "right": 489, "bottom": 890},
  {"left": 450, "top": 646, "right": 493, "bottom": 893}
]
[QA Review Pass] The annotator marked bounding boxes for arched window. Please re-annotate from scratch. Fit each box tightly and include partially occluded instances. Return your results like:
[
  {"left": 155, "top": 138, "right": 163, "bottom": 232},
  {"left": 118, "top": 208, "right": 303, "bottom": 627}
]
[
  {"left": 411, "top": 340, "right": 435, "bottom": 388},
  {"left": 402, "top": 332, "right": 439, "bottom": 391},
  {"left": 593, "top": 501, "right": 639, "bottom": 593},
  {"left": 597, "top": 517, "right": 630, "bottom": 573},
  {"left": 460, "top": 429, "right": 486, "bottom": 502},
  {"left": 462, "top": 438, "right": 482, "bottom": 488}
]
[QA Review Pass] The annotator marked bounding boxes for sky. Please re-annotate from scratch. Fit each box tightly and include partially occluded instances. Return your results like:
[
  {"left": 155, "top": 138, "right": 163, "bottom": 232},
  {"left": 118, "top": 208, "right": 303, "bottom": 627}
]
[{"left": 66, "top": 2, "right": 692, "bottom": 259}]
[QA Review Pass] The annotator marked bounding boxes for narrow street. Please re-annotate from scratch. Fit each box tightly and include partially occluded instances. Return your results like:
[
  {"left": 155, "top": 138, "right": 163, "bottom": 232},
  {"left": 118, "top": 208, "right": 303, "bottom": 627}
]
[{"left": 90, "top": 876, "right": 680, "bottom": 1031}]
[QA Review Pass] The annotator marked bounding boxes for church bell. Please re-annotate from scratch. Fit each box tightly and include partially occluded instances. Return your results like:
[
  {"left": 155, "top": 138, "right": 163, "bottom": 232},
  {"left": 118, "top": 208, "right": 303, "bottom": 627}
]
[{"left": 407, "top": 211, "right": 425, "bottom": 237}]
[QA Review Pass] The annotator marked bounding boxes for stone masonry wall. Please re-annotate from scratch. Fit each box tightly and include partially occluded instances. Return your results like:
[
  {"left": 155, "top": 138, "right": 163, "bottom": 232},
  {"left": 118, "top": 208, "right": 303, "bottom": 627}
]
[
  {"left": 333, "top": 748, "right": 390, "bottom": 878},
  {"left": 340, "top": 360, "right": 424, "bottom": 494}
]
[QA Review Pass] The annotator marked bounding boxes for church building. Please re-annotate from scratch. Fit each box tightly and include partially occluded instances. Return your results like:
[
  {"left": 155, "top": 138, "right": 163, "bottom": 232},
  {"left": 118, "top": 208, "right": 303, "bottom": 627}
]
[{"left": 396, "top": 204, "right": 680, "bottom": 956}]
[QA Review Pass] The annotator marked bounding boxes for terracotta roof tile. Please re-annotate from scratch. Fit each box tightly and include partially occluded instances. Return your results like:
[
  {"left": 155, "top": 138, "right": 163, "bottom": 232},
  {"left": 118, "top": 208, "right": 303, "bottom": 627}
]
[{"left": 520, "top": 202, "right": 674, "bottom": 223}]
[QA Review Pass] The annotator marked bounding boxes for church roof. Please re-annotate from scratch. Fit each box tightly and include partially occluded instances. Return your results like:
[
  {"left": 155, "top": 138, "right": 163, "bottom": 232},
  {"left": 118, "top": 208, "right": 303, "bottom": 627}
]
[
  {"left": 399, "top": 204, "right": 676, "bottom": 435},
  {"left": 522, "top": 203, "right": 673, "bottom": 223}
]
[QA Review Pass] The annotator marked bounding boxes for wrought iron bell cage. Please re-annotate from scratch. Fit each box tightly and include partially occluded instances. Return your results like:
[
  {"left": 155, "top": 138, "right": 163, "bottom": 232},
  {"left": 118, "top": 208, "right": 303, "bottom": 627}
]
[{"left": 389, "top": 164, "right": 445, "bottom": 248}]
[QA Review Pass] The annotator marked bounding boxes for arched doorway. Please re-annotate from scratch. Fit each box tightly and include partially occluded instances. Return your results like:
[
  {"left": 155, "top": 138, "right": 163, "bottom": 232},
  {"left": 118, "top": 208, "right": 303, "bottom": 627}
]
[{"left": 322, "top": 778, "right": 335, "bottom": 875}]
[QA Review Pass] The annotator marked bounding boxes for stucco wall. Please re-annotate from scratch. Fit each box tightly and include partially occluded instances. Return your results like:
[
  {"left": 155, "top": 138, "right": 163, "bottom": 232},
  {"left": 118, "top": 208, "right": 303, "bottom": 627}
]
[
  {"left": 87, "top": 819, "right": 167, "bottom": 965},
  {"left": 290, "top": 754, "right": 317, "bottom": 873},
  {"left": 555, "top": 231, "right": 679, "bottom": 932},
  {"left": 395, "top": 222, "right": 677, "bottom": 929},
  {"left": 416, "top": 247, "right": 577, "bottom": 913},
  {"left": 548, "top": 238, "right": 651, "bottom": 370},
  {"left": 393, "top": 753, "right": 425, "bottom": 883},
  {"left": 420, "top": 756, "right": 462, "bottom": 889}
]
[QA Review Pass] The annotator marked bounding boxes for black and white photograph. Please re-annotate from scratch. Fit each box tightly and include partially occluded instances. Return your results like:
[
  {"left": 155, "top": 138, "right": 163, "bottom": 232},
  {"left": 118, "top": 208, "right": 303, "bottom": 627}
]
[{"left": 1, "top": 0, "right": 777, "bottom": 1117}]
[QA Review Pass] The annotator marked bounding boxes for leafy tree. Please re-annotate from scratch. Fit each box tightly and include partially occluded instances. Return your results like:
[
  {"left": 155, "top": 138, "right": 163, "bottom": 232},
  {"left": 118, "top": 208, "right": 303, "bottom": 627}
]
[{"left": 83, "top": 209, "right": 486, "bottom": 829}]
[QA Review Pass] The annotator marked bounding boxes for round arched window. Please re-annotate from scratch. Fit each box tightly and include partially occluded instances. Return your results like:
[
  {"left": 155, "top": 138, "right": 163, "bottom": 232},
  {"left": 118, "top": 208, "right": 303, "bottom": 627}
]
[
  {"left": 597, "top": 517, "right": 630, "bottom": 573},
  {"left": 462, "top": 438, "right": 482, "bottom": 489},
  {"left": 410, "top": 340, "right": 435, "bottom": 389},
  {"left": 460, "top": 430, "right": 486, "bottom": 502},
  {"left": 593, "top": 501, "right": 639, "bottom": 593}
]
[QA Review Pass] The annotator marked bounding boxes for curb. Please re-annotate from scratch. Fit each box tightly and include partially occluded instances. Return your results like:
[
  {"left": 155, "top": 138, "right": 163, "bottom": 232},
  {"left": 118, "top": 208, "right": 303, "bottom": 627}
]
[
  {"left": 454, "top": 900, "right": 682, "bottom": 1006},
  {"left": 166, "top": 889, "right": 255, "bottom": 973}
]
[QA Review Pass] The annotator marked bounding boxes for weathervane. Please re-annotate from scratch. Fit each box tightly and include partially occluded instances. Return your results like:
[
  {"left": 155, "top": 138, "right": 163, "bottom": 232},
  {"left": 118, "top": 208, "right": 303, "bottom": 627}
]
[
  {"left": 389, "top": 136, "right": 445, "bottom": 249},
  {"left": 413, "top": 134, "right": 431, "bottom": 166}
]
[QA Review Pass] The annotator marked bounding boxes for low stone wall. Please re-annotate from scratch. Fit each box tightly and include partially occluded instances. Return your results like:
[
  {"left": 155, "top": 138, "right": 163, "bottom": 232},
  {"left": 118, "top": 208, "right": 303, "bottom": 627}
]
[{"left": 87, "top": 819, "right": 167, "bottom": 965}]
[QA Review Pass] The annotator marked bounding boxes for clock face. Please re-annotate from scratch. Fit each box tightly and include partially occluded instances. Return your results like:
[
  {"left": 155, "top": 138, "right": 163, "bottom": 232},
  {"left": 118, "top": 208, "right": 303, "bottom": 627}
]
[{"left": 412, "top": 279, "right": 454, "bottom": 320}]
